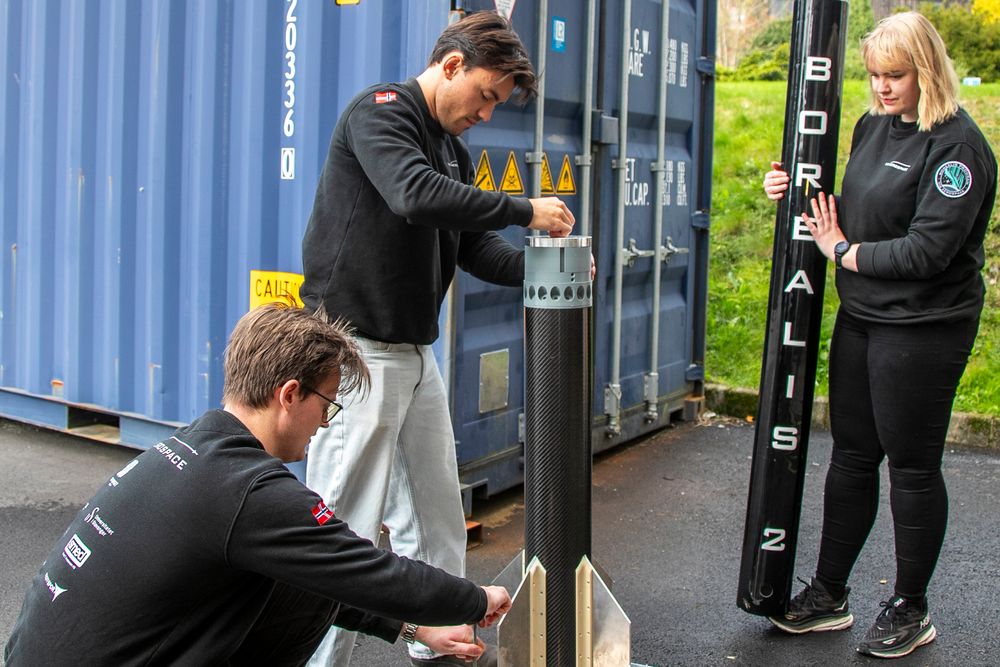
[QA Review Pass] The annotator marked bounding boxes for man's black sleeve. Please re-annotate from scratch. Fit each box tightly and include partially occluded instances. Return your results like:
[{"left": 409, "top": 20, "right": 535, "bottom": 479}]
[
  {"left": 345, "top": 94, "right": 533, "bottom": 232},
  {"left": 225, "top": 470, "right": 487, "bottom": 629},
  {"left": 457, "top": 231, "right": 525, "bottom": 286},
  {"left": 330, "top": 605, "right": 403, "bottom": 643}
]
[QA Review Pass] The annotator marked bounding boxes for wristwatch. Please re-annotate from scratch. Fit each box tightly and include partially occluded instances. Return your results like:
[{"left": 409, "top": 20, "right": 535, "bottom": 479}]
[
  {"left": 834, "top": 240, "right": 850, "bottom": 269},
  {"left": 401, "top": 623, "right": 419, "bottom": 644}
]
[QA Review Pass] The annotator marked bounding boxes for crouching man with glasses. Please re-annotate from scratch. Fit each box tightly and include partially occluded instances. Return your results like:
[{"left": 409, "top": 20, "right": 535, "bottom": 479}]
[{"left": 4, "top": 303, "right": 510, "bottom": 666}]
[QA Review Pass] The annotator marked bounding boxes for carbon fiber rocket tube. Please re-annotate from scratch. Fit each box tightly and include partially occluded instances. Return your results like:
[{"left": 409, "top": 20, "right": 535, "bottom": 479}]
[
  {"left": 523, "top": 236, "right": 592, "bottom": 666},
  {"left": 737, "top": 0, "right": 849, "bottom": 617}
]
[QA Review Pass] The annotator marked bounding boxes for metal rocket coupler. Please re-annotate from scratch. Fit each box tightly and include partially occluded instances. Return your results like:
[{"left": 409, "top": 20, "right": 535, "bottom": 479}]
[{"left": 496, "top": 236, "right": 630, "bottom": 667}]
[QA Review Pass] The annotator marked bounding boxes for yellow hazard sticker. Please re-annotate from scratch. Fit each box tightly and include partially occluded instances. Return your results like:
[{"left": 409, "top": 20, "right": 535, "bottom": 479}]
[
  {"left": 335, "top": 0, "right": 360, "bottom": 5},
  {"left": 557, "top": 154, "right": 577, "bottom": 195},
  {"left": 540, "top": 153, "right": 555, "bottom": 194},
  {"left": 250, "top": 270, "right": 304, "bottom": 310},
  {"left": 500, "top": 151, "right": 524, "bottom": 194},
  {"left": 474, "top": 150, "right": 497, "bottom": 191}
]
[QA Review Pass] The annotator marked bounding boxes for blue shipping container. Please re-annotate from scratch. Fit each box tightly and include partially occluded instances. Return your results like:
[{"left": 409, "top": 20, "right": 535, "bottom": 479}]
[{"left": 0, "top": 0, "right": 716, "bottom": 498}]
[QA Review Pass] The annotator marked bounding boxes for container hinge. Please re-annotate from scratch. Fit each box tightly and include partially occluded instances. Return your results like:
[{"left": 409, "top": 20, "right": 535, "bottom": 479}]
[
  {"left": 659, "top": 236, "right": 690, "bottom": 263},
  {"left": 524, "top": 151, "right": 544, "bottom": 165},
  {"left": 518, "top": 411, "right": 525, "bottom": 444},
  {"left": 650, "top": 161, "right": 666, "bottom": 173},
  {"left": 644, "top": 372, "right": 659, "bottom": 422},
  {"left": 696, "top": 57, "right": 716, "bottom": 77},
  {"left": 591, "top": 110, "right": 619, "bottom": 145},
  {"left": 691, "top": 211, "right": 710, "bottom": 229},
  {"left": 574, "top": 153, "right": 593, "bottom": 167},
  {"left": 604, "top": 383, "right": 622, "bottom": 436},
  {"left": 685, "top": 364, "right": 705, "bottom": 381},
  {"left": 622, "top": 238, "right": 656, "bottom": 268}
]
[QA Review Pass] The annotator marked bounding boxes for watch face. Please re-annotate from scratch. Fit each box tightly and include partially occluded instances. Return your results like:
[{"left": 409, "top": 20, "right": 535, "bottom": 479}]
[{"left": 834, "top": 241, "right": 849, "bottom": 268}]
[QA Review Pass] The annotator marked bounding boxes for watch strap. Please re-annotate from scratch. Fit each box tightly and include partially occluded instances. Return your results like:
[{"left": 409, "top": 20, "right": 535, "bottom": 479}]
[{"left": 834, "top": 241, "right": 850, "bottom": 269}]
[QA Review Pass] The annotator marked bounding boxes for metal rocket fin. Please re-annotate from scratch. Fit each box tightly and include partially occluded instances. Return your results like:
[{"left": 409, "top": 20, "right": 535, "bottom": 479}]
[
  {"left": 576, "top": 556, "right": 631, "bottom": 666},
  {"left": 498, "top": 556, "right": 547, "bottom": 667}
]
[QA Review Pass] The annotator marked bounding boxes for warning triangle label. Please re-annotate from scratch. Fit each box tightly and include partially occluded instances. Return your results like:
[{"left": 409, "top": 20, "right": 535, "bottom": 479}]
[
  {"left": 500, "top": 151, "right": 524, "bottom": 194},
  {"left": 540, "top": 154, "right": 555, "bottom": 194},
  {"left": 494, "top": 0, "right": 516, "bottom": 20},
  {"left": 474, "top": 150, "right": 496, "bottom": 192},
  {"left": 557, "top": 154, "right": 577, "bottom": 195}
]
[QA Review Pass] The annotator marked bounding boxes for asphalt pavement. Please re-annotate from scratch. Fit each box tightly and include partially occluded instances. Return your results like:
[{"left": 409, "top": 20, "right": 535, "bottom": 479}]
[{"left": 2, "top": 415, "right": 998, "bottom": 666}]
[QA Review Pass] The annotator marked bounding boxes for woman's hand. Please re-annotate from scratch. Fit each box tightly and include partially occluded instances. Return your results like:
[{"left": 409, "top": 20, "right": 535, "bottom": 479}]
[
  {"left": 763, "top": 161, "right": 790, "bottom": 201},
  {"left": 801, "top": 192, "right": 846, "bottom": 261}
]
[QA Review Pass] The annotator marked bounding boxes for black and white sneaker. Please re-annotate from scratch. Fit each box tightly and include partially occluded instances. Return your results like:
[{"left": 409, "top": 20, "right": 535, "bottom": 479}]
[
  {"left": 857, "top": 596, "right": 936, "bottom": 659},
  {"left": 769, "top": 577, "right": 854, "bottom": 634}
]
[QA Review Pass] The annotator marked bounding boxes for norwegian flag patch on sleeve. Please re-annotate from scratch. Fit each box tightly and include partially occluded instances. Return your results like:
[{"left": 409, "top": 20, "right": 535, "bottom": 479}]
[
  {"left": 374, "top": 91, "right": 397, "bottom": 104},
  {"left": 311, "top": 500, "right": 335, "bottom": 525}
]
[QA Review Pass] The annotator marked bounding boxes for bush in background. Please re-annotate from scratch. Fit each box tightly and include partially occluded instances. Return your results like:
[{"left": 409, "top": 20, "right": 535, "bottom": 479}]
[
  {"left": 922, "top": 2, "right": 1000, "bottom": 82},
  {"left": 720, "top": 0, "right": 996, "bottom": 83},
  {"left": 709, "top": 80, "right": 1000, "bottom": 414}
]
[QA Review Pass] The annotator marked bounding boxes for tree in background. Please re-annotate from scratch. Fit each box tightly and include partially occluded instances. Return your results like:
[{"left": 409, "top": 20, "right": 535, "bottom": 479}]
[
  {"left": 973, "top": 0, "right": 1000, "bottom": 24},
  {"left": 720, "top": 0, "right": 874, "bottom": 80},
  {"left": 719, "top": 0, "right": 1000, "bottom": 82},
  {"left": 844, "top": 0, "right": 877, "bottom": 79},
  {"left": 717, "top": 0, "right": 770, "bottom": 69},
  {"left": 922, "top": 1, "right": 1000, "bottom": 81},
  {"left": 872, "top": 0, "right": 918, "bottom": 20}
]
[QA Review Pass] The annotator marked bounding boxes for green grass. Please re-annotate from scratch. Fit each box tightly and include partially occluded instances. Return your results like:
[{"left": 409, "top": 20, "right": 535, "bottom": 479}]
[{"left": 708, "top": 80, "right": 1000, "bottom": 414}]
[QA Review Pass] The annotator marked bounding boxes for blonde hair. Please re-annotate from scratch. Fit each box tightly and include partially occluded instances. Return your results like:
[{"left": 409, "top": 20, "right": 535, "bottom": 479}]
[
  {"left": 222, "top": 303, "right": 369, "bottom": 409},
  {"left": 861, "top": 12, "right": 959, "bottom": 131}
]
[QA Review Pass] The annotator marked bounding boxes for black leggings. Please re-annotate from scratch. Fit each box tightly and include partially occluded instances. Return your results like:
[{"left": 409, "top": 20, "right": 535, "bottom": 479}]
[{"left": 816, "top": 309, "right": 979, "bottom": 599}]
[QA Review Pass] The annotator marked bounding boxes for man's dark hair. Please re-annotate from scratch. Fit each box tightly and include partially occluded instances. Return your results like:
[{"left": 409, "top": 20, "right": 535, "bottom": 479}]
[
  {"left": 428, "top": 11, "right": 538, "bottom": 104},
  {"left": 222, "top": 302, "right": 369, "bottom": 409}
]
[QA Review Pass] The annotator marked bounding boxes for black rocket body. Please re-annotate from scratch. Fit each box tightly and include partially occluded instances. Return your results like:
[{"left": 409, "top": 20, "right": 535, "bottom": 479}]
[
  {"left": 523, "top": 236, "right": 593, "bottom": 666},
  {"left": 737, "top": 0, "right": 849, "bottom": 617},
  {"left": 499, "top": 236, "right": 630, "bottom": 666}
]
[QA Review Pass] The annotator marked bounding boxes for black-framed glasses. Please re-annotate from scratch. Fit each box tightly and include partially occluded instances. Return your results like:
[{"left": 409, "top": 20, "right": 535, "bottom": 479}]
[{"left": 302, "top": 386, "right": 343, "bottom": 423}]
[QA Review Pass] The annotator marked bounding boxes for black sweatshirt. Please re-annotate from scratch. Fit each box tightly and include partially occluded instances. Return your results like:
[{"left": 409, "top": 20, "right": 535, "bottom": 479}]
[
  {"left": 300, "top": 78, "right": 531, "bottom": 344},
  {"left": 837, "top": 109, "right": 997, "bottom": 324},
  {"left": 4, "top": 410, "right": 487, "bottom": 666}
]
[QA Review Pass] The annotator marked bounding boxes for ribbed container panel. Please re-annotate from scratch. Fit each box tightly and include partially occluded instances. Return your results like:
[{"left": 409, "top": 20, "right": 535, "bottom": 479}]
[
  {"left": 0, "top": 0, "right": 449, "bottom": 434},
  {"left": 0, "top": 0, "right": 716, "bottom": 482}
]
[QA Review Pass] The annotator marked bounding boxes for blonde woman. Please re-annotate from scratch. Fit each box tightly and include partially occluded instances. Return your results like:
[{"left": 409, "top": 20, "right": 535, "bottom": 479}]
[{"left": 762, "top": 11, "right": 997, "bottom": 659}]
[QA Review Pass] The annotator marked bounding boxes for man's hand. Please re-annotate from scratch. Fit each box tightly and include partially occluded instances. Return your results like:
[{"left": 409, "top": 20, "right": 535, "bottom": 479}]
[
  {"left": 480, "top": 585, "right": 512, "bottom": 627},
  {"left": 528, "top": 197, "right": 575, "bottom": 237},
  {"left": 413, "top": 625, "right": 484, "bottom": 662}
]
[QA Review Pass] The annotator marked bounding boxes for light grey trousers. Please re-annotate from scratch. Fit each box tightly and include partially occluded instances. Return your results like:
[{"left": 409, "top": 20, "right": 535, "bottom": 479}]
[{"left": 305, "top": 338, "right": 467, "bottom": 665}]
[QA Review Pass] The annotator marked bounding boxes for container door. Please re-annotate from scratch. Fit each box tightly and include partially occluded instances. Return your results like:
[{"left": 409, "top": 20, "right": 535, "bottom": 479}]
[{"left": 448, "top": 0, "right": 716, "bottom": 496}]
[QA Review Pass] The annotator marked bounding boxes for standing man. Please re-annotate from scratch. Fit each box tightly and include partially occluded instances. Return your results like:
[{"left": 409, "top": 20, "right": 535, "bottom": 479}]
[
  {"left": 300, "top": 10, "right": 574, "bottom": 666},
  {"left": 4, "top": 303, "right": 511, "bottom": 666}
]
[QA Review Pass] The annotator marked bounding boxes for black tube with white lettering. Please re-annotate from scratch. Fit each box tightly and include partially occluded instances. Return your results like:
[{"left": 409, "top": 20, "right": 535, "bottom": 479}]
[{"left": 737, "top": 0, "right": 849, "bottom": 617}]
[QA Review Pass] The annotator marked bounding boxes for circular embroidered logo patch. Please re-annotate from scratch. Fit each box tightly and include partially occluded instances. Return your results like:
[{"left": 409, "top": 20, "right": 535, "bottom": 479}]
[{"left": 934, "top": 161, "right": 972, "bottom": 198}]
